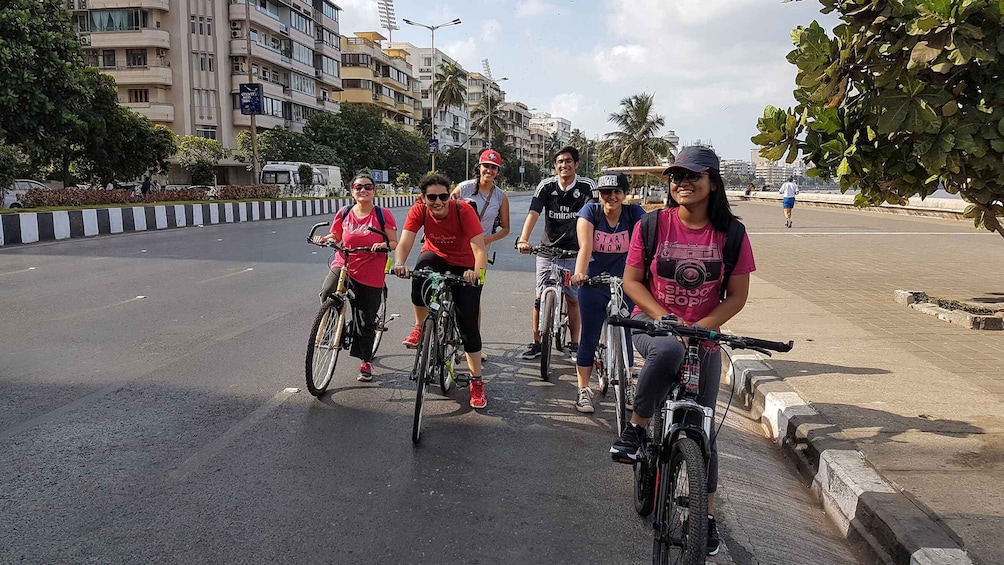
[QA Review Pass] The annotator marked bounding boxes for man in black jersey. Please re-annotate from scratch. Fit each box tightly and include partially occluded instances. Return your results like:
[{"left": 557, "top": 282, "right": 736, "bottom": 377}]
[{"left": 516, "top": 146, "right": 596, "bottom": 359}]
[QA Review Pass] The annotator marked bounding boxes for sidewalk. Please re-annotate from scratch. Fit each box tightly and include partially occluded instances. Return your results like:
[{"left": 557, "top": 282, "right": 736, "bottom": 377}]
[{"left": 721, "top": 201, "right": 1003, "bottom": 564}]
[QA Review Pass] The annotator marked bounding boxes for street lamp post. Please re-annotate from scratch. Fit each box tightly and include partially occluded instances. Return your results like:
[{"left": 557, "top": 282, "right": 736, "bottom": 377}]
[
  {"left": 486, "top": 77, "right": 508, "bottom": 149},
  {"left": 403, "top": 17, "right": 461, "bottom": 172}
]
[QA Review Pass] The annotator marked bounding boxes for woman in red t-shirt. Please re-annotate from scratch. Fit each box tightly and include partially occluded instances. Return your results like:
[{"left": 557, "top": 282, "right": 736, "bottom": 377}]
[
  {"left": 392, "top": 174, "right": 490, "bottom": 410},
  {"left": 315, "top": 173, "right": 398, "bottom": 382}
]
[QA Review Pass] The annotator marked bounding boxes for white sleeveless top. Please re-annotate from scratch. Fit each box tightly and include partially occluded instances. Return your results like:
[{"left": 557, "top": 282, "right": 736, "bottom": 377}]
[{"left": 456, "top": 179, "right": 505, "bottom": 236}]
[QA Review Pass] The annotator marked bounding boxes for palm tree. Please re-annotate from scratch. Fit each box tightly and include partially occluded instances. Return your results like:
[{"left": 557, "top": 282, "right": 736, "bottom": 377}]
[
  {"left": 470, "top": 93, "right": 507, "bottom": 148},
  {"left": 544, "top": 131, "right": 563, "bottom": 162},
  {"left": 416, "top": 116, "right": 433, "bottom": 139},
  {"left": 434, "top": 61, "right": 468, "bottom": 111},
  {"left": 600, "top": 92, "right": 672, "bottom": 167}
]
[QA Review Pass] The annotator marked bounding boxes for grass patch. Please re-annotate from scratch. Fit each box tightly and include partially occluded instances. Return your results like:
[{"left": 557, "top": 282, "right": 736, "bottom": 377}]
[{"left": 930, "top": 297, "right": 1003, "bottom": 316}]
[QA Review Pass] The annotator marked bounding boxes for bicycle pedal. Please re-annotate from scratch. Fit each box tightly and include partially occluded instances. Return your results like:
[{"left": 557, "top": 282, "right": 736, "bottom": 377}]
[{"left": 455, "top": 374, "right": 470, "bottom": 388}]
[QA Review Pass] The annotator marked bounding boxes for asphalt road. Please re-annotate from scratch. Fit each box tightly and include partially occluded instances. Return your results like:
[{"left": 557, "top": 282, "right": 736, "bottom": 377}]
[{"left": 0, "top": 194, "right": 855, "bottom": 564}]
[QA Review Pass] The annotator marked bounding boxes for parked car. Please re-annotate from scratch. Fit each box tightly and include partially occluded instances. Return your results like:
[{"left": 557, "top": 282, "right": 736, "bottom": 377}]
[{"left": 3, "top": 179, "right": 49, "bottom": 209}]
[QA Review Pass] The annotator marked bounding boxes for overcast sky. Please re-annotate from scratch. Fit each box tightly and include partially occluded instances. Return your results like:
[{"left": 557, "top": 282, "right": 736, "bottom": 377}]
[{"left": 334, "top": 0, "right": 840, "bottom": 160}]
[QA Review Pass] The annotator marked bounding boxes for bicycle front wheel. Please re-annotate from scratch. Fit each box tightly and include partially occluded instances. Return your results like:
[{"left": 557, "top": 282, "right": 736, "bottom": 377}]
[
  {"left": 440, "top": 314, "right": 460, "bottom": 394},
  {"left": 539, "top": 291, "right": 556, "bottom": 381},
  {"left": 652, "top": 437, "right": 708, "bottom": 565},
  {"left": 371, "top": 286, "right": 389, "bottom": 357},
  {"left": 305, "top": 300, "right": 347, "bottom": 397},
  {"left": 412, "top": 317, "right": 437, "bottom": 444},
  {"left": 609, "top": 326, "right": 628, "bottom": 436}
]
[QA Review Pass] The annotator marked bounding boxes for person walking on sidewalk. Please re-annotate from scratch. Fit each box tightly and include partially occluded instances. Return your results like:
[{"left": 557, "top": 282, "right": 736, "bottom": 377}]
[
  {"left": 609, "top": 146, "right": 756, "bottom": 557},
  {"left": 779, "top": 175, "right": 799, "bottom": 228}
]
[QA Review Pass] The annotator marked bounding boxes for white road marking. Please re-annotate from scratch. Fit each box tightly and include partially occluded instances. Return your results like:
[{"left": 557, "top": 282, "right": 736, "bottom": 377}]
[
  {"left": 196, "top": 267, "right": 254, "bottom": 284},
  {"left": 51, "top": 295, "right": 148, "bottom": 321},
  {"left": 0, "top": 266, "right": 37, "bottom": 276}
]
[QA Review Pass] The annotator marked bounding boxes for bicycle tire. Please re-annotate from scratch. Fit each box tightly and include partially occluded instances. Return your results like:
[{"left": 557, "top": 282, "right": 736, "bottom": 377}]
[
  {"left": 411, "top": 316, "right": 437, "bottom": 444},
  {"left": 539, "top": 291, "right": 556, "bottom": 381},
  {"left": 652, "top": 438, "right": 708, "bottom": 565},
  {"left": 610, "top": 326, "right": 628, "bottom": 436},
  {"left": 555, "top": 301, "right": 568, "bottom": 353},
  {"left": 305, "top": 300, "right": 346, "bottom": 397},
  {"left": 635, "top": 410, "right": 663, "bottom": 516},
  {"left": 439, "top": 313, "right": 460, "bottom": 394},
  {"left": 371, "top": 286, "right": 388, "bottom": 357},
  {"left": 594, "top": 341, "right": 609, "bottom": 396}
]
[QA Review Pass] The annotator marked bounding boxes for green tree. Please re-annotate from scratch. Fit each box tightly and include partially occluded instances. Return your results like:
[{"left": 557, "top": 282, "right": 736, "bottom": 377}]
[
  {"left": 543, "top": 131, "right": 563, "bottom": 165},
  {"left": 416, "top": 116, "right": 433, "bottom": 139},
  {"left": 395, "top": 172, "right": 412, "bottom": 189},
  {"left": 297, "top": 163, "right": 314, "bottom": 195},
  {"left": 757, "top": 0, "right": 1004, "bottom": 237},
  {"left": 235, "top": 128, "right": 335, "bottom": 166},
  {"left": 304, "top": 105, "right": 385, "bottom": 180},
  {"left": 599, "top": 92, "right": 672, "bottom": 167},
  {"left": 434, "top": 61, "right": 468, "bottom": 112},
  {"left": 176, "top": 136, "right": 229, "bottom": 185},
  {"left": 470, "top": 93, "right": 507, "bottom": 147}
]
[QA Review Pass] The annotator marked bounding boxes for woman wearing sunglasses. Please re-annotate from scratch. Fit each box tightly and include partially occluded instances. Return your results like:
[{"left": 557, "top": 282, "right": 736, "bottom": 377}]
[
  {"left": 314, "top": 173, "right": 399, "bottom": 382},
  {"left": 608, "top": 146, "right": 755, "bottom": 557}
]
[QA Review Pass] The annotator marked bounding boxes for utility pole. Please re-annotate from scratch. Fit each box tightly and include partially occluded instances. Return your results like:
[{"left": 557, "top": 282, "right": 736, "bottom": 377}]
[
  {"left": 403, "top": 18, "right": 462, "bottom": 172},
  {"left": 245, "top": 0, "right": 260, "bottom": 183}
]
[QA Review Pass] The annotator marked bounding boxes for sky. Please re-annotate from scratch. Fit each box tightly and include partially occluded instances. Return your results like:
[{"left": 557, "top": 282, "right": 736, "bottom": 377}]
[{"left": 334, "top": 0, "right": 840, "bottom": 160}]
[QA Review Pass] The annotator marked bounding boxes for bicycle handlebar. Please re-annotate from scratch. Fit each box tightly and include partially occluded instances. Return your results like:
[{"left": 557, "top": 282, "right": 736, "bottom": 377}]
[
  {"left": 584, "top": 273, "right": 622, "bottom": 287},
  {"left": 406, "top": 267, "right": 482, "bottom": 287},
  {"left": 305, "top": 221, "right": 390, "bottom": 252},
  {"left": 519, "top": 243, "right": 578, "bottom": 259},
  {"left": 606, "top": 315, "right": 794, "bottom": 356}
]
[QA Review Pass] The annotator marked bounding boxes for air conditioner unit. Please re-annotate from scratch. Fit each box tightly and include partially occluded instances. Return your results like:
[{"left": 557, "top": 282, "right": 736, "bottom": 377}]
[
  {"left": 314, "top": 69, "right": 322, "bottom": 78},
  {"left": 230, "top": 30, "right": 241, "bottom": 38},
  {"left": 156, "top": 48, "right": 166, "bottom": 57},
  {"left": 79, "top": 34, "right": 91, "bottom": 46},
  {"left": 230, "top": 21, "right": 241, "bottom": 30},
  {"left": 230, "top": 55, "right": 243, "bottom": 63},
  {"left": 78, "top": 0, "right": 87, "bottom": 9}
]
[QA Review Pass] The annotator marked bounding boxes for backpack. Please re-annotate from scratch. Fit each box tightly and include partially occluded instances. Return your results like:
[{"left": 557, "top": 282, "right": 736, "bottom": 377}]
[
  {"left": 639, "top": 210, "right": 746, "bottom": 301},
  {"left": 338, "top": 205, "right": 386, "bottom": 232}
]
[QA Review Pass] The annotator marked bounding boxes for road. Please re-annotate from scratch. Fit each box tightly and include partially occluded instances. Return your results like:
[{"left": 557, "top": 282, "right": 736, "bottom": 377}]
[{"left": 0, "top": 195, "right": 855, "bottom": 564}]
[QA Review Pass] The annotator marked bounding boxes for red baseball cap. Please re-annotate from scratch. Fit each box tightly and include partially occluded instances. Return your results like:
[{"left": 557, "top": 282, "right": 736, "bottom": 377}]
[{"left": 478, "top": 149, "right": 502, "bottom": 167}]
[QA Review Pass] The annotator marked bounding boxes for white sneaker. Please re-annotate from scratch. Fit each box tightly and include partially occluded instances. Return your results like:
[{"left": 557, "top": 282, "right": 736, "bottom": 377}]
[{"left": 575, "top": 387, "right": 594, "bottom": 413}]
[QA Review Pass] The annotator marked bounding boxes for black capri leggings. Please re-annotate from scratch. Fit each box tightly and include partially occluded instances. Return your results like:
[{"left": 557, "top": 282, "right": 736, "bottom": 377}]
[{"left": 411, "top": 251, "right": 483, "bottom": 353}]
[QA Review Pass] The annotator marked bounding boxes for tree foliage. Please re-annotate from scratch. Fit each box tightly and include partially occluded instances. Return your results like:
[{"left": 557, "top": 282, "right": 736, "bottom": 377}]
[
  {"left": 176, "top": 136, "right": 229, "bottom": 184},
  {"left": 434, "top": 61, "right": 468, "bottom": 111},
  {"left": 471, "top": 93, "right": 507, "bottom": 146},
  {"left": 235, "top": 127, "right": 336, "bottom": 167},
  {"left": 757, "top": 0, "right": 1004, "bottom": 237},
  {"left": 599, "top": 92, "right": 673, "bottom": 168}
]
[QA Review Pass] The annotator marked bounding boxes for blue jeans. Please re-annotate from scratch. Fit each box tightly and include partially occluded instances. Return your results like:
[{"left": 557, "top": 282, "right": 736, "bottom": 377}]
[{"left": 575, "top": 285, "right": 634, "bottom": 368}]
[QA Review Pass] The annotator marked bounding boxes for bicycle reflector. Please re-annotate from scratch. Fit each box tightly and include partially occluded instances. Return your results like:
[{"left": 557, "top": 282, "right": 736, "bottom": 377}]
[{"left": 563, "top": 271, "right": 572, "bottom": 286}]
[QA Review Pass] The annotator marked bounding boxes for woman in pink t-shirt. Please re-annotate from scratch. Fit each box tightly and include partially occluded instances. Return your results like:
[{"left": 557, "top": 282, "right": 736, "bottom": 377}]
[
  {"left": 315, "top": 173, "right": 398, "bottom": 382},
  {"left": 609, "top": 146, "right": 755, "bottom": 558}
]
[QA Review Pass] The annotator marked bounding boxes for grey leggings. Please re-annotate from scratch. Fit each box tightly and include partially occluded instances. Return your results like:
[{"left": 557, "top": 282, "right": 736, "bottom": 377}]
[{"left": 631, "top": 313, "right": 722, "bottom": 494}]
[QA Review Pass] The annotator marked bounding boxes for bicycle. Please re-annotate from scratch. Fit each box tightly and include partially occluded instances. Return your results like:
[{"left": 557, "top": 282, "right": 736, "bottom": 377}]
[
  {"left": 304, "top": 221, "right": 395, "bottom": 397},
  {"left": 609, "top": 315, "right": 793, "bottom": 564},
  {"left": 528, "top": 244, "right": 577, "bottom": 381},
  {"left": 583, "top": 274, "right": 633, "bottom": 436},
  {"left": 405, "top": 268, "right": 477, "bottom": 444}
]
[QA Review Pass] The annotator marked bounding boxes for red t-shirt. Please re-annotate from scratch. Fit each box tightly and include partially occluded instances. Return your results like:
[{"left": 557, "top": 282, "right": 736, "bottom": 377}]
[
  {"left": 329, "top": 206, "right": 397, "bottom": 288},
  {"left": 403, "top": 200, "right": 484, "bottom": 267}
]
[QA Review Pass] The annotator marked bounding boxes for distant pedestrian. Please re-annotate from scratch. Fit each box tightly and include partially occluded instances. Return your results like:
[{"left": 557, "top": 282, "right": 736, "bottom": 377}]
[
  {"left": 744, "top": 182, "right": 754, "bottom": 196},
  {"left": 779, "top": 176, "right": 799, "bottom": 228},
  {"left": 141, "top": 176, "right": 151, "bottom": 197}
]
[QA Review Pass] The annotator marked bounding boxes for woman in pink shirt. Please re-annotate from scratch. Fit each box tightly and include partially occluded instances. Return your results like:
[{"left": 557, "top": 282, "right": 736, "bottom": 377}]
[
  {"left": 315, "top": 173, "right": 398, "bottom": 382},
  {"left": 608, "top": 146, "right": 755, "bottom": 557}
]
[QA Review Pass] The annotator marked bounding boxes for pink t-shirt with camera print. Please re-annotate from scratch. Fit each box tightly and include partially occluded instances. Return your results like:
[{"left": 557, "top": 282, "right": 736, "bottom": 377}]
[{"left": 625, "top": 207, "right": 755, "bottom": 326}]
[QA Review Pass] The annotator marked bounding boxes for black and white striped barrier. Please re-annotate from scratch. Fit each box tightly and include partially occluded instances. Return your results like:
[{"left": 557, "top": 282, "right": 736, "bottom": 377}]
[{"left": 0, "top": 196, "right": 415, "bottom": 247}]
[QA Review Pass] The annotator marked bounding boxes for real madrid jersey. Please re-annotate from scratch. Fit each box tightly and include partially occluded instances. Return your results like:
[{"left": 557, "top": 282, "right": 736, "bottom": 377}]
[{"left": 528, "top": 175, "right": 596, "bottom": 251}]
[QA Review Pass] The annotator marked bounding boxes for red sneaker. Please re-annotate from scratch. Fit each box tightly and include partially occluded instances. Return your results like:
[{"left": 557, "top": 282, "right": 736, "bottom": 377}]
[
  {"left": 469, "top": 378, "right": 486, "bottom": 409},
  {"left": 402, "top": 324, "right": 421, "bottom": 348}
]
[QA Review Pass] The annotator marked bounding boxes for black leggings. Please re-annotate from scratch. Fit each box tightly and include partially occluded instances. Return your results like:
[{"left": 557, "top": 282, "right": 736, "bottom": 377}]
[
  {"left": 411, "top": 251, "right": 483, "bottom": 353},
  {"left": 319, "top": 268, "right": 383, "bottom": 363}
]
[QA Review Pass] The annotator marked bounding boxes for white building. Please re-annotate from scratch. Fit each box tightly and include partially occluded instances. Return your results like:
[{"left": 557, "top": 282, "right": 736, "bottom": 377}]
[
  {"left": 529, "top": 112, "right": 571, "bottom": 148},
  {"left": 386, "top": 42, "right": 469, "bottom": 151}
]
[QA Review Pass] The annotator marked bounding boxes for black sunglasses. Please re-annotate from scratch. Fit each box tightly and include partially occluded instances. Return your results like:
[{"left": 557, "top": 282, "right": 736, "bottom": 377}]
[
  {"left": 424, "top": 192, "right": 450, "bottom": 201},
  {"left": 669, "top": 171, "right": 705, "bottom": 185}
]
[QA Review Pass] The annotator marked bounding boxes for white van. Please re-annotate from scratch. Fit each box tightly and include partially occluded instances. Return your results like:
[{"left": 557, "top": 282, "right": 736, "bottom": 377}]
[
  {"left": 260, "top": 161, "right": 325, "bottom": 197},
  {"left": 311, "top": 164, "right": 344, "bottom": 197}
]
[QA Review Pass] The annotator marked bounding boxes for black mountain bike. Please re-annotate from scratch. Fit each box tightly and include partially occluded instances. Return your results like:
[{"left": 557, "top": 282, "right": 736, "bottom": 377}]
[
  {"left": 609, "top": 315, "right": 793, "bottom": 565},
  {"left": 304, "top": 222, "right": 394, "bottom": 397}
]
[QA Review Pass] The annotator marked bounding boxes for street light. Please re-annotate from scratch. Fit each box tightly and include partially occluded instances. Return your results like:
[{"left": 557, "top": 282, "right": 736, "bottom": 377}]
[
  {"left": 486, "top": 77, "right": 508, "bottom": 149},
  {"left": 403, "top": 17, "right": 462, "bottom": 172}
]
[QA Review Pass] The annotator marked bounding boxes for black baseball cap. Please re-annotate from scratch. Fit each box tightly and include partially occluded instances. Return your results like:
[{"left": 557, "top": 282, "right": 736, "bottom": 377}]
[
  {"left": 663, "top": 146, "right": 720, "bottom": 175},
  {"left": 596, "top": 172, "right": 629, "bottom": 191}
]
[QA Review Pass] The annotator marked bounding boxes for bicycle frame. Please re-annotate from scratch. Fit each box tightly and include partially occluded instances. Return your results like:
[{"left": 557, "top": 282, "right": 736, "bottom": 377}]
[{"left": 603, "top": 277, "right": 632, "bottom": 388}]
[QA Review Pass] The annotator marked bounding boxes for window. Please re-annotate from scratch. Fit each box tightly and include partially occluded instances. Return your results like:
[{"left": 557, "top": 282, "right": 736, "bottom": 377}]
[
  {"left": 423, "top": 57, "right": 432, "bottom": 67},
  {"left": 126, "top": 49, "right": 146, "bottom": 67},
  {"left": 195, "top": 126, "right": 217, "bottom": 140},
  {"left": 289, "top": 11, "right": 313, "bottom": 36},
  {"left": 290, "top": 72, "right": 316, "bottom": 95},
  {"left": 206, "top": 17, "right": 212, "bottom": 36},
  {"left": 292, "top": 42, "right": 313, "bottom": 65},
  {"left": 207, "top": 54, "right": 214, "bottom": 72},
  {"left": 321, "top": 55, "right": 338, "bottom": 77},
  {"left": 341, "top": 79, "right": 373, "bottom": 90},
  {"left": 127, "top": 89, "right": 149, "bottom": 103},
  {"left": 342, "top": 53, "right": 371, "bottom": 67},
  {"left": 90, "top": 9, "right": 147, "bottom": 32},
  {"left": 252, "top": 63, "right": 259, "bottom": 76},
  {"left": 198, "top": 16, "right": 204, "bottom": 35},
  {"left": 101, "top": 50, "right": 116, "bottom": 68},
  {"left": 190, "top": 15, "right": 195, "bottom": 34},
  {"left": 322, "top": 2, "right": 339, "bottom": 21}
]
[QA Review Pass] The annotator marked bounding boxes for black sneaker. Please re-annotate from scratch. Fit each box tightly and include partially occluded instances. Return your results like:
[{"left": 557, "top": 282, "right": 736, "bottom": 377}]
[
  {"left": 707, "top": 514, "right": 720, "bottom": 556},
  {"left": 520, "top": 342, "right": 542, "bottom": 359},
  {"left": 610, "top": 423, "right": 646, "bottom": 463},
  {"left": 567, "top": 342, "right": 578, "bottom": 356}
]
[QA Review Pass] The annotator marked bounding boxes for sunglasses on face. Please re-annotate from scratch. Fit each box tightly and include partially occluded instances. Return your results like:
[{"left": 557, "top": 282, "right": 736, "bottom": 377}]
[
  {"left": 424, "top": 192, "right": 450, "bottom": 201},
  {"left": 352, "top": 183, "right": 374, "bottom": 191},
  {"left": 598, "top": 189, "right": 624, "bottom": 197},
  {"left": 481, "top": 163, "right": 499, "bottom": 171},
  {"left": 669, "top": 171, "right": 705, "bottom": 185}
]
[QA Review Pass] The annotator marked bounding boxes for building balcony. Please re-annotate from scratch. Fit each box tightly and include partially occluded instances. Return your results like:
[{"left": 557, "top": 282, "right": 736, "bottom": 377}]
[
  {"left": 122, "top": 102, "right": 174, "bottom": 123},
  {"left": 228, "top": 1, "right": 286, "bottom": 35},
  {"left": 230, "top": 39, "right": 285, "bottom": 68},
  {"left": 89, "top": 0, "right": 170, "bottom": 10},
  {"left": 231, "top": 110, "right": 286, "bottom": 130},
  {"left": 86, "top": 29, "right": 170, "bottom": 50},
  {"left": 335, "top": 89, "right": 375, "bottom": 105},
  {"left": 103, "top": 64, "right": 173, "bottom": 87}
]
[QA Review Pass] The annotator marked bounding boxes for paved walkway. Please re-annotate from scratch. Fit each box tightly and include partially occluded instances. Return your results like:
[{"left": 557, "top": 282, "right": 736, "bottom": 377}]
[{"left": 724, "top": 200, "right": 1004, "bottom": 564}]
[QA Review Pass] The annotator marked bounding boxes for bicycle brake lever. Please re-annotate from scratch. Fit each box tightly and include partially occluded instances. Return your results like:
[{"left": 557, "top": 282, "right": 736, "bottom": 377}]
[{"left": 747, "top": 345, "right": 773, "bottom": 357}]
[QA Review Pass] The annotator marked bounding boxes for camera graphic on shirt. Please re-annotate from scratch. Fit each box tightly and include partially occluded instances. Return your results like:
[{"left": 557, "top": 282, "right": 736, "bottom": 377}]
[{"left": 656, "top": 244, "right": 722, "bottom": 289}]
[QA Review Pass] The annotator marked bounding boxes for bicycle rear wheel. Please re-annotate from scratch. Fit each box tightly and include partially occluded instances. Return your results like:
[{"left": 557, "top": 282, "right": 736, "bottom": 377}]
[
  {"left": 652, "top": 437, "right": 708, "bottom": 565},
  {"left": 609, "top": 326, "right": 628, "bottom": 436},
  {"left": 305, "top": 300, "right": 347, "bottom": 397},
  {"left": 371, "top": 286, "right": 388, "bottom": 357},
  {"left": 539, "top": 291, "right": 556, "bottom": 381},
  {"left": 412, "top": 317, "right": 436, "bottom": 444},
  {"left": 635, "top": 411, "right": 662, "bottom": 516}
]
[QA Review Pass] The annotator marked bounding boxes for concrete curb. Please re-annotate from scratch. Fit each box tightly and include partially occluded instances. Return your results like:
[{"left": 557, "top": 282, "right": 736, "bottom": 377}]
[
  {"left": 894, "top": 290, "right": 1003, "bottom": 331},
  {"left": 0, "top": 196, "right": 416, "bottom": 247},
  {"left": 725, "top": 190, "right": 968, "bottom": 221},
  {"left": 724, "top": 354, "right": 975, "bottom": 565}
]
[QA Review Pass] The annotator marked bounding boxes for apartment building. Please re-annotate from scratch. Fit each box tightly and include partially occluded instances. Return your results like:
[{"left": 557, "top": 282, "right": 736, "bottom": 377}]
[
  {"left": 69, "top": 0, "right": 343, "bottom": 177},
  {"left": 502, "top": 101, "right": 531, "bottom": 162},
  {"left": 528, "top": 126, "right": 547, "bottom": 166},
  {"left": 336, "top": 32, "right": 419, "bottom": 131},
  {"left": 529, "top": 112, "right": 571, "bottom": 147},
  {"left": 386, "top": 42, "right": 469, "bottom": 151},
  {"left": 466, "top": 71, "right": 506, "bottom": 152},
  {"left": 720, "top": 159, "right": 754, "bottom": 178}
]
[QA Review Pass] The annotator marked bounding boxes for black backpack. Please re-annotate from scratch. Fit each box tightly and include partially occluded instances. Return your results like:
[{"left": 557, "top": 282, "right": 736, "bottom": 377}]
[{"left": 639, "top": 210, "right": 746, "bottom": 301}]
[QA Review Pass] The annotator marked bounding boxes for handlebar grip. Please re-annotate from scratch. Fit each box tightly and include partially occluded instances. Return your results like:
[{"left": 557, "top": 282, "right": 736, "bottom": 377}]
[
  {"left": 606, "top": 316, "right": 651, "bottom": 330},
  {"left": 743, "top": 337, "right": 794, "bottom": 353}
]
